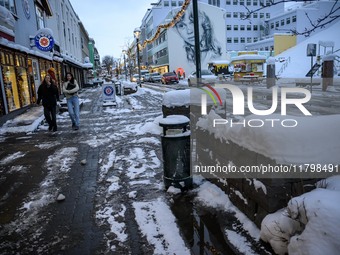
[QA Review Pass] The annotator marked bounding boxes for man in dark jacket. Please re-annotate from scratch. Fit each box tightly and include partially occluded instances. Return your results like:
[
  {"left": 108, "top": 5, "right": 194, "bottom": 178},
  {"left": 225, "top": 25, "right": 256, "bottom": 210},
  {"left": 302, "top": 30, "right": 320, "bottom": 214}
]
[{"left": 37, "top": 74, "right": 60, "bottom": 132}]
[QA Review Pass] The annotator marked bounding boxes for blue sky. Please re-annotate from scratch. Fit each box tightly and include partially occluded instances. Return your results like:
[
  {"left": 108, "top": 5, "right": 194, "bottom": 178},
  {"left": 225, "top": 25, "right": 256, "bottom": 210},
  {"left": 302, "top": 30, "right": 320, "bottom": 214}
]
[{"left": 70, "top": 0, "right": 153, "bottom": 59}]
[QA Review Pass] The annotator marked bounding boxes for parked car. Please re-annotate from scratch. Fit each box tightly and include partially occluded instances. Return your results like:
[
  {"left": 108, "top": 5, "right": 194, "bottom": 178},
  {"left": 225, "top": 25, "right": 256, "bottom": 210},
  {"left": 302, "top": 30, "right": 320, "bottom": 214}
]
[
  {"left": 161, "top": 72, "right": 179, "bottom": 84},
  {"left": 131, "top": 74, "right": 141, "bottom": 83},
  {"left": 149, "top": 72, "right": 162, "bottom": 83},
  {"left": 144, "top": 73, "right": 151, "bottom": 82},
  {"left": 187, "top": 69, "right": 218, "bottom": 86},
  {"left": 123, "top": 82, "right": 138, "bottom": 94}
]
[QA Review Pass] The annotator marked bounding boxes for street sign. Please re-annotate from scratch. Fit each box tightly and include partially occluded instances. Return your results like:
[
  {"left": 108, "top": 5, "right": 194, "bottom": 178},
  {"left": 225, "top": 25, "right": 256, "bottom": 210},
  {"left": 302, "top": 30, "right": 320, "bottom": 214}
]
[
  {"left": 305, "top": 63, "right": 321, "bottom": 77},
  {"left": 102, "top": 84, "right": 116, "bottom": 101}
]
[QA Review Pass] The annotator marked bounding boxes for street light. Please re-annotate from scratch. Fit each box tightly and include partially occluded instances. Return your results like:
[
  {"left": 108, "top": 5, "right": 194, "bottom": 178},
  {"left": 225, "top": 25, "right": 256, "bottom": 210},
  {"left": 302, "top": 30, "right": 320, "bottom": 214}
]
[
  {"left": 122, "top": 49, "right": 127, "bottom": 81},
  {"left": 134, "top": 27, "right": 142, "bottom": 87}
]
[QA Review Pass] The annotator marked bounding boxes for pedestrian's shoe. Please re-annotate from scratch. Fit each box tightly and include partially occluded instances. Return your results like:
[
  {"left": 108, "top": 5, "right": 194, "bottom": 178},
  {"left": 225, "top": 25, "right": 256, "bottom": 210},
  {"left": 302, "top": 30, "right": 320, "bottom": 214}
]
[
  {"left": 48, "top": 125, "right": 53, "bottom": 131},
  {"left": 72, "top": 123, "right": 75, "bottom": 129},
  {"left": 74, "top": 126, "right": 79, "bottom": 130},
  {"left": 52, "top": 126, "right": 57, "bottom": 132}
]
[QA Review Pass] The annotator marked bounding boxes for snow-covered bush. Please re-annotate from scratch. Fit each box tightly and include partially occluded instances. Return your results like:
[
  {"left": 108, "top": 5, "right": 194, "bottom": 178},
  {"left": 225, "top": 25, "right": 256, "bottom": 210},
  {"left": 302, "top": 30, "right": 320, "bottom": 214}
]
[{"left": 260, "top": 175, "right": 340, "bottom": 255}]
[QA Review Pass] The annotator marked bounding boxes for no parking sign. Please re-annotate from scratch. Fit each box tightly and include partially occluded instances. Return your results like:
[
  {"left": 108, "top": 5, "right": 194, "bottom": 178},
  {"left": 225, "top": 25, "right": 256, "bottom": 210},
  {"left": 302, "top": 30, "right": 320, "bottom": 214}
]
[{"left": 102, "top": 84, "right": 116, "bottom": 101}]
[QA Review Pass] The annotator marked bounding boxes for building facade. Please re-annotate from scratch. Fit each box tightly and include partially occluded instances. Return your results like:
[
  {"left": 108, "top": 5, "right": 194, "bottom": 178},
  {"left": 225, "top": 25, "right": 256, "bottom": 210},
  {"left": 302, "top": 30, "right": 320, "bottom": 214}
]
[
  {"left": 136, "top": 0, "right": 339, "bottom": 76},
  {"left": 0, "top": 0, "right": 97, "bottom": 121}
]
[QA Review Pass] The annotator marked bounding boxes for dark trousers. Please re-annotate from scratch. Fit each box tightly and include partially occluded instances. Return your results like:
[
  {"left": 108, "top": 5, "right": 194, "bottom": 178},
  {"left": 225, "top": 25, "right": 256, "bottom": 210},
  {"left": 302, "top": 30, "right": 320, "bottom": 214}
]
[{"left": 44, "top": 106, "right": 57, "bottom": 128}]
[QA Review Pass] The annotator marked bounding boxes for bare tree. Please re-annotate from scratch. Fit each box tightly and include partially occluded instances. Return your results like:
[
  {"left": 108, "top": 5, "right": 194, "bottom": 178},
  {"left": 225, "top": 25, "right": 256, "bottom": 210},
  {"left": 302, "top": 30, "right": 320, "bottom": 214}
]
[
  {"left": 241, "top": 0, "right": 340, "bottom": 37},
  {"left": 102, "top": 55, "right": 114, "bottom": 74}
]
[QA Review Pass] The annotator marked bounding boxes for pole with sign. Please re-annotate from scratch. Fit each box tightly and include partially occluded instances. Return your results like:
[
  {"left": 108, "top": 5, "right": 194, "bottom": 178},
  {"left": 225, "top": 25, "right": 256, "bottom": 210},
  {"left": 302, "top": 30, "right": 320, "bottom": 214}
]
[{"left": 306, "top": 43, "right": 316, "bottom": 93}]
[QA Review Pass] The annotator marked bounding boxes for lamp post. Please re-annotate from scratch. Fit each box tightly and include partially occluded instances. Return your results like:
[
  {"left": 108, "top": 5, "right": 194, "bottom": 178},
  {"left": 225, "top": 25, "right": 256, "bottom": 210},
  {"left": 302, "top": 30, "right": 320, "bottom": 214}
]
[
  {"left": 134, "top": 27, "right": 142, "bottom": 87},
  {"left": 193, "top": 0, "right": 201, "bottom": 84},
  {"left": 122, "top": 49, "right": 127, "bottom": 81}
]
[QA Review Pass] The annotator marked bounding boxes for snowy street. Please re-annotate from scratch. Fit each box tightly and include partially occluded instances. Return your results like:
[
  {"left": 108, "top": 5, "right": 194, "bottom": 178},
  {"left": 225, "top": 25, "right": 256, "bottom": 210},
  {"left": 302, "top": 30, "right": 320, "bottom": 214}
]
[{"left": 0, "top": 85, "right": 274, "bottom": 255}]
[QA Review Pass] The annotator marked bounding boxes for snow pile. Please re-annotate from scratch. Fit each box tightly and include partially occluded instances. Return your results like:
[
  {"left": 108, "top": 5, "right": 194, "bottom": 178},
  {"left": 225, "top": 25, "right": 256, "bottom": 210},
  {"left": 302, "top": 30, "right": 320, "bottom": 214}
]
[
  {"left": 261, "top": 175, "right": 340, "bottom": 255},
  {"left": 275, "top": 20, "right": 340, "bottom": 78},
  {"left": 196, "top": 110, "right": 340, "bottom": 165}
]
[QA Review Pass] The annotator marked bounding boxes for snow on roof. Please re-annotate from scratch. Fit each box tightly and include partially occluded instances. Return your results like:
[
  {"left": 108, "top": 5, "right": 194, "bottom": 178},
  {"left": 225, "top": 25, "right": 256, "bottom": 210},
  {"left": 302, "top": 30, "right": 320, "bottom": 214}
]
[{"left": 231, "top": 54, "right": 267, "bottom": 61}]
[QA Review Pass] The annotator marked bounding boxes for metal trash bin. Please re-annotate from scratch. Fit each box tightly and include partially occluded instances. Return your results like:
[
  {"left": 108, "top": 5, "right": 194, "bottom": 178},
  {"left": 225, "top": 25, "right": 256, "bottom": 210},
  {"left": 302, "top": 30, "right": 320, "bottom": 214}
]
[
  {"left": 159, "top": 115, "right": 192, "bottom": 190},
  {"left": 115, "top": 81, "right": 122, "bottom": 95}
]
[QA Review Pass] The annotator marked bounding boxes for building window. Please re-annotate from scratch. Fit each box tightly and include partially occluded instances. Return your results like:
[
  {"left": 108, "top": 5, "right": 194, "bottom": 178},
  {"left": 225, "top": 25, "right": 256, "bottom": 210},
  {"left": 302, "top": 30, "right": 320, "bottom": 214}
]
[
  {"left": 240, "top": 12, "right": 245, "bottom": 18},
  {"left": 286, "top": 17, "right": 291, "bottom": 24},
  {"left": 292, "top": 15, "right": 296, "bottom": 22},
  {"left": 226, "top": 12, "right": 231, "bottom": 18},
  {"left": 68, "top": 28, "right": 71, "bottom": 42},
  {"left": 164, "top": 1, "right": 169, "bottom": 6},
  {"left": 247, "top": 25, "right": 251, "bottom": 31},
  {"left": 253, "top": 0, "right": 258, "bottom": 6},
  {"left": 179, "top": 1, "right": 183, "bottom": 5},
  {"left": 275, "top": 21, "right": 279, "bottom": 28},
  {"left": 254, "top": 37, "right": 258, "bottom": 42},
  {"left": 233, "top": 0, "right": 238, "bottom": 5},
  {"left": 260, "top": 13, "right": 264, "bottom": 19},
  {"left": 227, "top": 25, "right": 232, "bottom": 30},
  {"left": 234, "top": 37, "right": 239, "bottom": 43},
  {"left": 36, "top": 6, "right": 45, "bottom": 29},
  {"left": 266, "top": 13, "right": 270, "bottom": 19},
  {"left": 247, "top": 37, "right": 252, "bottom": 43},
  {"left": 240, "top": 0, "right": 244, "bottom": 5},
  {"left": 234, "top": 25, "right": 238, "bottom": 31},
  {"left": 240, "top": 37, "right": 245, "bottom": 43},
  {"left": 227, "top": 37, "right": 232, "bottom": 43},
  {"left": 0, "top": 0, "right": 16, "bottom": 14},
  {"left": 281, "top": 19, "right": 284, "bottom": 26},
  {"left": 63, "top": 22, "right": 66, "bottom": 38},
  {"left": 246, "top": 0, "right": 251, "bottom": 5},
  {"left": 253, "top": 25, "right": 258, "bottom": 31},
  {"left": 226, "top": 0, "right": 231, "bottom": 4},
  {"left": 253, "top": 13, "right": 258, "bottom": 18},
  {"left": 233, "top": 12, "right": 238, "bottom": 18},
  {"left": 271, "top": 22, "right": 274, "bottom": 29},
  {"left": 171, "top": 1, "right": 176, "bottom": 6},
  {"left": 240, "top": 25, "right": 245, "bottom": 31}
]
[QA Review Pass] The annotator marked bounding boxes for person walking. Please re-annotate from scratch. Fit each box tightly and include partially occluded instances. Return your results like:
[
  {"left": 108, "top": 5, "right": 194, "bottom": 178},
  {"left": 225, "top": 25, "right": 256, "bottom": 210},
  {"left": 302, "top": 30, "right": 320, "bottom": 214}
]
[
  {"left": 62, "top": 72, "right": 80, "bottom": 130},
  {"left": 37, "top": 74, "right": 60, "bottom": 132}
]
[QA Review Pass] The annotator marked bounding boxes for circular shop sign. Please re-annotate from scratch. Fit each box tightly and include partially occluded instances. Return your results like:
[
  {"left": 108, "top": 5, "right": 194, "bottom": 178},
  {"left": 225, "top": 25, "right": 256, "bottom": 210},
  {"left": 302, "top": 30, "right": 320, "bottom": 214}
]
[
  {"left": 34, "top": 33, "right": 55, "bottom": 51},
  {"left": 104, "top": 85, "right": 114, "bottom": 96}
]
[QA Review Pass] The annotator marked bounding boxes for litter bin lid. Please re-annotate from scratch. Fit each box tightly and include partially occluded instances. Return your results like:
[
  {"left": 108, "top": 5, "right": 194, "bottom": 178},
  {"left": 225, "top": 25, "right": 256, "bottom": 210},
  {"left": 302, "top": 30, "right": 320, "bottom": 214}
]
[{"left": 159, "top": 115, "right": 189, "bottom": 127}]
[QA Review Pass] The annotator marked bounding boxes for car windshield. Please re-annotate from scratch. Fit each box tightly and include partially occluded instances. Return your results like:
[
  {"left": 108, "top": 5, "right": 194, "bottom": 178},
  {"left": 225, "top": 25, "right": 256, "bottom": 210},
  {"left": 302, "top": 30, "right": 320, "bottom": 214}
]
[{"left": 151, "top": 73, "right": 160, "bottom": 76}]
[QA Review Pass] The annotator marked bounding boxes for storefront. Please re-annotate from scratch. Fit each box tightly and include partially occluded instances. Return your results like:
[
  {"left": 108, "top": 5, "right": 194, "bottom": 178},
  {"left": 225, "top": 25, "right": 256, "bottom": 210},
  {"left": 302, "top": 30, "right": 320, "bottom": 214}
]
[
  {"left": 150, "top": 64, "right": 169, "bottom": 74},
  {"left": 231, "top": 53, "right": 266, "bottom": 80},
  {"left": 0, "top": 47, "right": 32, "bottom": 114},
  {"left": 0, "top": 45, "right": 63, "bottom": 116}
]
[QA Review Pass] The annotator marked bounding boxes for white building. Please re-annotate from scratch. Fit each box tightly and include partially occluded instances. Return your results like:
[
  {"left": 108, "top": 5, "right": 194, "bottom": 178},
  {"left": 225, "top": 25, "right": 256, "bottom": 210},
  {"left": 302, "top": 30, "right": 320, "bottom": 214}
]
[{"left": 137, "top": 0, "right": 339, "bottom": 75}]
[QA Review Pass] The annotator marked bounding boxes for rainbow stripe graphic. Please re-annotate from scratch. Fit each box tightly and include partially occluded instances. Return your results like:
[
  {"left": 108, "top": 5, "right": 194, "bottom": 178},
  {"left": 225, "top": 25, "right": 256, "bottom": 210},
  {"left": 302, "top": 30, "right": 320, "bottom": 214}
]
[{"left": 199, "top": 85, "right": 223, "bottom": 115}]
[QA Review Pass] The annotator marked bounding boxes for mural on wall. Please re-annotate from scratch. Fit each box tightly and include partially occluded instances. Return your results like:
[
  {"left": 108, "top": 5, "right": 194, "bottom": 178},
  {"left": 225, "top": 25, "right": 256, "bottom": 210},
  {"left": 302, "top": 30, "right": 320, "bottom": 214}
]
[{"left": 168, "top": 2, "right": 226, "bottom": 75}]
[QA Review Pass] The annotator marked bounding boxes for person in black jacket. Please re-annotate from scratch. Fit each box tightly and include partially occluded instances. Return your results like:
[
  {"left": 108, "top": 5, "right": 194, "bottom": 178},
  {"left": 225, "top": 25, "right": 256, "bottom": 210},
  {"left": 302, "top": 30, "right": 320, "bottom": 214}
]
[{"left": 37, "top": 74, "right": 60, "bottom": 132}]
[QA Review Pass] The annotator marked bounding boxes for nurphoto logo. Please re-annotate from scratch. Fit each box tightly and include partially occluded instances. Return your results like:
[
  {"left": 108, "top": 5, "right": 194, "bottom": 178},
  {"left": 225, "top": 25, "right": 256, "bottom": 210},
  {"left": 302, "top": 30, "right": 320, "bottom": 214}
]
[{"left": 200, "top": 84, "right": 312, "bottom": 128}]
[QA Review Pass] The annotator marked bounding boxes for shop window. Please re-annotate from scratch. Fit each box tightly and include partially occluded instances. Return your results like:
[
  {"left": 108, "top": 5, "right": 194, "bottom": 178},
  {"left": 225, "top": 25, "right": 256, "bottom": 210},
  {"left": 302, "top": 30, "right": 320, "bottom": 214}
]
[
  {"left": 3, "top": 66, "right": 20, "bottom": 111},
  {"left": 17, "top": 67, "right": 30, "bottom": 107}
]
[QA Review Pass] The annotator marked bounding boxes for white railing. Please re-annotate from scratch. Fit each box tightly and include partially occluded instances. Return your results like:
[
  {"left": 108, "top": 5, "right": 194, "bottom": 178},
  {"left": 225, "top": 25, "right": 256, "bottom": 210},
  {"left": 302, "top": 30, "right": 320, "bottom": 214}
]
[{"left": 277, "top": 56, "right": 291, "bottom": 77}]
